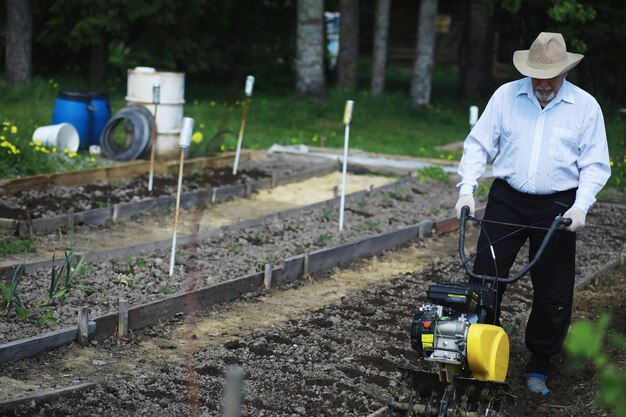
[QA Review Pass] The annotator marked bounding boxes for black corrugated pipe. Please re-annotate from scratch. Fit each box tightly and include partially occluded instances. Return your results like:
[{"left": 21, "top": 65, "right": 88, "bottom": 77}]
[{"left": 100, "top": 106, "right": 153, "bottom": 161}]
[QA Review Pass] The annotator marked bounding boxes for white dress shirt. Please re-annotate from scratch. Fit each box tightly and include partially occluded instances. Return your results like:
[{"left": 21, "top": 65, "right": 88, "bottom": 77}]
[{"left": 457, "top": 77, "right": 611, "bottom": 213}]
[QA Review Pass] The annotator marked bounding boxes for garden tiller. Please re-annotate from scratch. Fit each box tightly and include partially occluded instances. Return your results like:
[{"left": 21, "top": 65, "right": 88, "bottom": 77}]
[{"left": 387, "top": 205, "right": 572, "bottom": 416}]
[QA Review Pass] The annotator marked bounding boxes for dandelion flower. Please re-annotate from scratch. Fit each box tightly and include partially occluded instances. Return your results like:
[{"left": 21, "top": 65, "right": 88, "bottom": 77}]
[
  {"left": 10, "top": 126, "right": 17, "bottom": 134},
  {"left": 52, "top": 147, "right": 57, "bottom": 153},
  {"left": 69, "top": 151, "right": 77, "bottom": 158},
  {"left": 192, "top": 131, "right": 203, "bottom": 144}
]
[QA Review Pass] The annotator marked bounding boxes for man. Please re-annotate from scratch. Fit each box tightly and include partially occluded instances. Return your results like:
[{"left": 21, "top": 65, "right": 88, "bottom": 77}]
[{"left": 455, "top": 32, "right": 610, "bottom": 395}]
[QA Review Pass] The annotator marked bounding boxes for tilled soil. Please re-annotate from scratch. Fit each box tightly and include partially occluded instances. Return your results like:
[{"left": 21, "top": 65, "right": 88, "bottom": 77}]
[
  {"left": 1, "top": 204, "right": 624, "bottom": 417},
  {"left": 0, "top": 176, "right": 470, "bottom": 343},
  {"left": 0, "top": 153, "right": 329, "bottom": 219}
]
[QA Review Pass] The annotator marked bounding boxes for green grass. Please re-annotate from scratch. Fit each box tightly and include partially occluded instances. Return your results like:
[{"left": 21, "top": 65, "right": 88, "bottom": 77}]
[
  {"left": 0, "top": 239, "right": 36, "bottom": 256},
  {"left": 2, "top": 67, "right": 626, "bottom": 196}
]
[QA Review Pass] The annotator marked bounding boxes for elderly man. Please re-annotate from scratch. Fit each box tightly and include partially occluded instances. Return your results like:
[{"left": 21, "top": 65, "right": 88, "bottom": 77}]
[{"left": 455, "top": 32, "right": 611, "bottom": 394}]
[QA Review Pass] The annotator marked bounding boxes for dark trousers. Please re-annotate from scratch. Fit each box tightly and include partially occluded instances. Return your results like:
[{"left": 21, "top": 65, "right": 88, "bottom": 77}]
[{"left": 471, "top": 179, "right": 577, "bottom": 375}]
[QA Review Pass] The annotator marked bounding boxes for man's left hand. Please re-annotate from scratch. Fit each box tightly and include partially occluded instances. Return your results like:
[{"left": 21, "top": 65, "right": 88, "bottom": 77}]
[{"left": 563, "top": 207, "right": 586, "bottom": 232}]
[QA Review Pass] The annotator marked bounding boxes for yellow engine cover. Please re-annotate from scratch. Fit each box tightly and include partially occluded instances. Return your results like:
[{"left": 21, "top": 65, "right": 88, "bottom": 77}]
[{"left": 466, "top": 324, "right": 509, "bottom": 382}]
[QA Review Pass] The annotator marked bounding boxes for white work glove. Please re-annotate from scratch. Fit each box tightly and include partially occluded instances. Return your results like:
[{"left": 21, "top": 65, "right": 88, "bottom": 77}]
[
  {"left": 563, "top": 207, "right": 586, "bottom": 232},
  {"left": 455, "top": 194, "right": 475, "bottom": 219}
]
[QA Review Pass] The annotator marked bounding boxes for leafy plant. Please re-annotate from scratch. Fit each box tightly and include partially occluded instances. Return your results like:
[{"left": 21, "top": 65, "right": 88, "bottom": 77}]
[
  {"left": 364, "top": 220, "right": 379, "bottom": 230},
  {"left": 322, "top": 208, "right": 336, "bottom": 221},
  {"left": 45, "top": 250, "right": 93, "bottom": 304},
  {"left": 317, "top": 233, "right": 331, "bottom": 246},
  {"left": 250, "top": 231, "right": 263, "bottom": 245},
  {"left": 565, "top": 314, "right": 626, "bottom": 416},
  {"left": 228, "top": 242, "right": 241, "bottom": 253},
  {"left": 0, "top": 262, "right": 32, "bottom": 319},
  {"left": 124, "top": 256, "right": 148, "bottom": 274},
  {"left": 37, "top": 309, "right": 58, "bottom": 328},
  {"left": 381, "top": 192, "right": 393, "bottom": 207},
  {"left": 416, "top": 166, "right": 450, "bottom": 184}
]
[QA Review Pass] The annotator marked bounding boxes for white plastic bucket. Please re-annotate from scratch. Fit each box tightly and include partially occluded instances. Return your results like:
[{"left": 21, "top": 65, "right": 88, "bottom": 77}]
[
  {"left": 154, "top": 131, "right": 182, "bottom": 159},
  {"left": 126, "top": 67, "right": 185, "bottom": 159},
  {"left": 126, "top": 68, "right": 185, "bottom": 105},
  {"left": 32, "top": 123, "right": 80, "bottom": 152}
]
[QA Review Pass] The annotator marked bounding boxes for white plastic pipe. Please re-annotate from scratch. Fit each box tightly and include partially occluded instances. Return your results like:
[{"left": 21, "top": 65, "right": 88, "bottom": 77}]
[
  {"left": 339, "top": 100, "right": 354, "bottom": 232},
  {"left": 169, "top": 117, "right": 194, "bottom": 276},
  {"left": 148, "top": 77, "right": 162, "bottom": 192},
  {"left": 233, "top": 75, "right": 255, "bottom": 175}
]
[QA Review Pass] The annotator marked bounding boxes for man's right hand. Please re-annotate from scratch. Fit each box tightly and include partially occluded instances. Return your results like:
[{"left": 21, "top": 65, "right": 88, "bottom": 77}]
[{"left": 455, "top": 194, "right": 475, "bottom": 219}]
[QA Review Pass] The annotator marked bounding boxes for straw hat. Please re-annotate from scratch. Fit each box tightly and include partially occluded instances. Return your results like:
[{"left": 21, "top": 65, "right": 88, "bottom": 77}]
[{"left": 513, "top": 32, "right": 583, "bottom": 79}]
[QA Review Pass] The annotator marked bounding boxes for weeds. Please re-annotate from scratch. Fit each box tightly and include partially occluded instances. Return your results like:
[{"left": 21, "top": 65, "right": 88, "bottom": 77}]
[
  {"left": 322, "top": 208, "right": 336, "bottom": 221},
  {"left": 124, "top": 256, "right": 147, "bottom": 274},
  {"left": 317, "top": 233, "right": 331, "bottom": 246},
  {"left": 228, "top": 242, "right": 241, "bottom": 253}
]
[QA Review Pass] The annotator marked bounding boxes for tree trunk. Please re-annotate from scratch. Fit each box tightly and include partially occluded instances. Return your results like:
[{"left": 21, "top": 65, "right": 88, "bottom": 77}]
[
  {"left": 458, "top": 0, "right": 493, "bottom": 98},
  {"left": 371, "top": 0, "right": 391, "bottom": 96},
  {"left": 337, "top": 0, "right": 359, "bottom": 91},
  {"left": 5, "top": 0, "right": 33, "bottom": 87},
  {"left": 89, "top": 36, "right": 109, "bottom": 82},
  {"left": 295, "top": 0, "right": 327, "bottom": 98},
  {"left": 410, "top": 0, "right": 438, "bottom": 106}
]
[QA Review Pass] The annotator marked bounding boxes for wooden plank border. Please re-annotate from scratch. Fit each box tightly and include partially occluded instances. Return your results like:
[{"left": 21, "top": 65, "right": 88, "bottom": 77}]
[
  {"left": 0, "top": 152, "right": 252, "bottom": 196},
  {"left": 0, "top": 322, "right": 95, "bottom": 364},
  {"left": 0, "top": 383, "right": 96, "bottom": 412}
]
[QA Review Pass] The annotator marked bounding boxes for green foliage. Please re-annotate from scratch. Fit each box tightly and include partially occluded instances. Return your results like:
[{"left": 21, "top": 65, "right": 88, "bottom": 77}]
[
  {"left": 0, "top": 262, "right": 32, "bottom": 319},
  {"left": 0, "top": 239, "right": 36, "bottom": 256},
  {"left": 322, "top": 208, "right": 336, "bottom": 221},
  {"left": 45, "top": 250, "right": 93, "bottom": 305},
  {"left": 317, "top": 233, "right": 331, "bottom": 247},
  {"left": 475, "top": 182, "right": 491, "bottom": 197},
  {"left": 37, "top": 309, "right": 57, "bottom": 328},
  {"left": 416, "top": 166, "right": 450, "bottom": 184},
  {"left": 565, "top": 314, "right": 626, "bottom": 416}
]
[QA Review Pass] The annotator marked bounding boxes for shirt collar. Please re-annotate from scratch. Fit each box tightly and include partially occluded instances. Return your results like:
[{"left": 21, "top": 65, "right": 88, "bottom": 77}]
[{"left": 516, "top": 77, "right": 575, "bottom": 107}]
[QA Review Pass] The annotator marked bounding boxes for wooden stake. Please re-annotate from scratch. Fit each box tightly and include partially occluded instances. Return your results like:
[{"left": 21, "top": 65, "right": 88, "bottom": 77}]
[
  {"left": 264, "top": 263, "right": 272, "bottom": 289},
  {"left": 170, "top": 117, "right": 194, "bottom": 277},
  {"left": 118, "top": 299, "right": 128, "bottom": 339},
  {"left": 233, "top": 75, "right": 255, "bottom": 175},
  {"left": 339, "top": 100, "right": 354, "bottom": 232},
  {"left": 148, "top": 82, "right": 161, "bottom": 192},
  {"left": 77, "top": 306, "right": 89, "bottom": 346}
]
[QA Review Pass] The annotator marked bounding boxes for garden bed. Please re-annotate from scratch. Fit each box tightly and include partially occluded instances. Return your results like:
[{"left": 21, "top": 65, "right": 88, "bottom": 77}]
[
  {"left": 0, "top": 152, "right": 338, "bottom": 236},
  {"left": 0, "top": 200, "right": 623, "bottom": 417}
]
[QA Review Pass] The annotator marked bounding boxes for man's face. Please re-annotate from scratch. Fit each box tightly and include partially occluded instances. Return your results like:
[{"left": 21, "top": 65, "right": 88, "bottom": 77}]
[{"left": 531, "top": 72, "right": 568, "bottom": 104}]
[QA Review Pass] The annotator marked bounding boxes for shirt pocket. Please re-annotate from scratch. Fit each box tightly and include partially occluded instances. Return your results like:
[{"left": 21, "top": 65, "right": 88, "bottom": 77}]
[{"left": 548, "top": 127, "right": 579, "bottom": 164}]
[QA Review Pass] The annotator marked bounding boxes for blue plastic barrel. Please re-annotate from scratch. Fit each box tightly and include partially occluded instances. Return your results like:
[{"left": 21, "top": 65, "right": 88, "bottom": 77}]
[
  {"left": 52, "top": 92, "right": 91, "bottom": 150},
  {"left": 87, "top": 92, "right": 111, "bottom": 147}
]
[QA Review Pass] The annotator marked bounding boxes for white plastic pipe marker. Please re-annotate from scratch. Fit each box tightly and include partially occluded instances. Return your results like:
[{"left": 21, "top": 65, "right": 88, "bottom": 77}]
[
  {"left": 233, "top": 75, "right": 255, "bottom": 175},
  {"left": 170, "top": 117, "right": 194, "bottom": 276},
  {"left": 148, "top": 76, "right": 161, "bottom": 192},
  {"left": 339, "top": 100, "right": 354, "bottom": 232}
]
